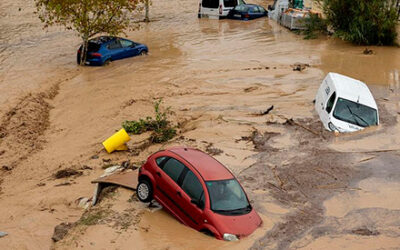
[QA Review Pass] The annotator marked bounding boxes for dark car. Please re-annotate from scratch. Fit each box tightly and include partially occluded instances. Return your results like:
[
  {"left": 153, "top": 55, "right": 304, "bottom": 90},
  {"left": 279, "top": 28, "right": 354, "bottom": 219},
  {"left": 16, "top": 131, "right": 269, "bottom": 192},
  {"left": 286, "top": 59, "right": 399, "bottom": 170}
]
[
  {"left": 77, "top": 36, "right": 148, "bottom": 66},
  {"left": 227, "top": 4, "right": 267, "bottom": 20},
  {"left": 136, "top": 147, "right": 262, "bottom": 241}
]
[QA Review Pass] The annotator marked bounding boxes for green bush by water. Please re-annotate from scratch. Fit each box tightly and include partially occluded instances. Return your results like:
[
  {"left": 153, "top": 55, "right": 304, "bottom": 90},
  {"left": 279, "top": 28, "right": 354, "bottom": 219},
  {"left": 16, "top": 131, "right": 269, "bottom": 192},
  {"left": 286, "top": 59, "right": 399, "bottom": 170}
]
[
  {"left": 122, "top": 99, "right": 177, "bottom": 143},
  {"left": 318, "top": 0, "right": 399, "bottom": 45}
]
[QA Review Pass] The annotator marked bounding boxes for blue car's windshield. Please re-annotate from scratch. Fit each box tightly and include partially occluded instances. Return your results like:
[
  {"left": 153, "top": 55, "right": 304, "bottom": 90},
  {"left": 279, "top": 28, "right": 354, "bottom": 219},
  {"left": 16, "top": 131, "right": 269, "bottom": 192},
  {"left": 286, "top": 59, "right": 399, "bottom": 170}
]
[
  {"left": 333, "top": 98, "right": 378, "bottom": 127},
  {"left": 206, "top": 179, "right": 251, "bottom": 215}
]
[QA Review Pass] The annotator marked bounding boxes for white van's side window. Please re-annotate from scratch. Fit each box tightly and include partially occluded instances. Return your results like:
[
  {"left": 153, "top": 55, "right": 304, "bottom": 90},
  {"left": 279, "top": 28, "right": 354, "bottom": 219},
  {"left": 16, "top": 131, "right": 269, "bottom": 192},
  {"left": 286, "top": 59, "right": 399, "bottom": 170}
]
[
  {"left": 326, "top": 92, "right": 336, "bottom": 114},
  {"left": 202, "top": 0, "right": 219, "bottom": 8}
]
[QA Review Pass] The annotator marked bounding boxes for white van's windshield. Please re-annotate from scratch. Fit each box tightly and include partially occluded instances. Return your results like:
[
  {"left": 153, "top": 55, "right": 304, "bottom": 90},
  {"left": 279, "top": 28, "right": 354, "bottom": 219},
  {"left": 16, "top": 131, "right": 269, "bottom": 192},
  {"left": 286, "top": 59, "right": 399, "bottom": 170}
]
[{"left": 333, "top": 98, "right": 378, "bottom": 127}]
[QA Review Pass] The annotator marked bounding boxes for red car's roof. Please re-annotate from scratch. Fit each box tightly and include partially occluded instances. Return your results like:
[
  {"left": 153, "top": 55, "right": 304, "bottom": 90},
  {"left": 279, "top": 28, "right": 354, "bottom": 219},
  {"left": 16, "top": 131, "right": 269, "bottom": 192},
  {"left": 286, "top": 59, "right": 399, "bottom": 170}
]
[{"left": 167, "top": 147, "right": 234, "bottom": 181}]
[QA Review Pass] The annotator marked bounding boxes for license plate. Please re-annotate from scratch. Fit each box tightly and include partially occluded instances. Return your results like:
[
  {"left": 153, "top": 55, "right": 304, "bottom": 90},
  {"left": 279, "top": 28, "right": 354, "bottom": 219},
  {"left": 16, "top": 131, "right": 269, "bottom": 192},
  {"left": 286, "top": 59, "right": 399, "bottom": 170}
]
[
  {"left": 85, "top": 61, "right": 90, "bottom": 65},
  {"left": 234, "top": 14, "right": 241, "bottom": 18}
]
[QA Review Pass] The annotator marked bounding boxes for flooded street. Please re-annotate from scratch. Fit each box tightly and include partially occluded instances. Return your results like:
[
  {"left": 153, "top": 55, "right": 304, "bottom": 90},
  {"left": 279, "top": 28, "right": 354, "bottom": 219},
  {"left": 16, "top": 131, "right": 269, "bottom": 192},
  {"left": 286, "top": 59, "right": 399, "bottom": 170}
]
[{"left": 1, "top": 0, "right": 400, "bottom": 249}]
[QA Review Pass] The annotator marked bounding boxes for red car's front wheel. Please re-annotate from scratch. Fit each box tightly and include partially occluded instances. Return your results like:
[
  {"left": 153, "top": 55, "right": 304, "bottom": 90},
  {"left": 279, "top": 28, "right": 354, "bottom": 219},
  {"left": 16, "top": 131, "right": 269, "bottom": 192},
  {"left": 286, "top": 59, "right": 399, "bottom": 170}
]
[{"left": 137, "top": 179, "right": 153, "bottom": 202}]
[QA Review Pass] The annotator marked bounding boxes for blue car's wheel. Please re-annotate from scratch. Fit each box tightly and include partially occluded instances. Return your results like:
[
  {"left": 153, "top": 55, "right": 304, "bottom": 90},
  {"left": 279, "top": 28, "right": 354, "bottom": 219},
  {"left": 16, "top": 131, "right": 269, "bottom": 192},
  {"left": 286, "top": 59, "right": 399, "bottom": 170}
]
[
  {"left": 103, "top": 58, "right": 111, "bottom": 66},
  {"left": 140, "top": 50, "right": 148, "bottom": 56}
]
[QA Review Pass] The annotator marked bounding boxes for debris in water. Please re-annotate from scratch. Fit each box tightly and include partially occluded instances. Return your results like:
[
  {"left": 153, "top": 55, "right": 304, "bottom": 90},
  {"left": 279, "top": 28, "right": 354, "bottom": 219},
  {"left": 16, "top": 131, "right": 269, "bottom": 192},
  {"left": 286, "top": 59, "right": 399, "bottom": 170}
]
[
  {"left": 81, "top": 165, "right": 93, "bottom": 170},
  {"left": 54, "top": 182, "right": 72, "bottom": 187},
  {"left": 244, "top": 86, "right": 259, "bottom": 93},
  {"left": 2, "top": 165, "right": 12, "bottom": 171},
  {"left": 363, "top": 48, "right": 373, "bottom": 55},
  {"left": 101, "top": 165, "right": 124, "bottom": 177},
  {"left": 0, "top": 231, "right": 8, "bottom": 238},
  {"left": 0, "top": 150, "right": 5, "bottom": 156},
  {"left": 205, "top": 143, "right": 224, "bottom": 156},
  {"left": 292, "top": 63, "right": 310, "bottom": 72},
  {"left": 54, "top": 168, "right": 82, "bottom": 179},
  {"left": 76, "top": 197, "right": 92, "bottom": 209},
  {"left": 92, "top": 170, "right": 139, "bottom": 205},
  {"left": 148, "top": 200, "right": 163, "bottom": 212},
  {"left": 52, "top": 222, "right": 74, "bottom": 242},
  {"left": 90, "top": 155, "right": 99, "bottom": 159},
  {"left": 351, "top": 227, "right": 380, "bottom": 236},
  {"left": 260, "top": 105, "right": 274, "bottom": 116}
]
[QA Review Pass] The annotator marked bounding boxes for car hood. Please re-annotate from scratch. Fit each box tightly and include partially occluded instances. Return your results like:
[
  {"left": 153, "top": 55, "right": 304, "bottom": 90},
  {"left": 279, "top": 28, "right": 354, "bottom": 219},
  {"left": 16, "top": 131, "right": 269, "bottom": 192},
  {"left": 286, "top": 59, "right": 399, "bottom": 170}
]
[{"left": 211, "top": 208, "right": 262, "bottom": 238}]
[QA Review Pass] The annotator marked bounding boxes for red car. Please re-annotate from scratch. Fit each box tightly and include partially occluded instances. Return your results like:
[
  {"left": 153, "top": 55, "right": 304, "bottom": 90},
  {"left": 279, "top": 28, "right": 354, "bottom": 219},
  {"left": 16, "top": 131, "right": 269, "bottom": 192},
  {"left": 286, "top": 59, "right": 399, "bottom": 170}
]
[{"left": 136, "top": 147, "right": 262, "bottom": 241}]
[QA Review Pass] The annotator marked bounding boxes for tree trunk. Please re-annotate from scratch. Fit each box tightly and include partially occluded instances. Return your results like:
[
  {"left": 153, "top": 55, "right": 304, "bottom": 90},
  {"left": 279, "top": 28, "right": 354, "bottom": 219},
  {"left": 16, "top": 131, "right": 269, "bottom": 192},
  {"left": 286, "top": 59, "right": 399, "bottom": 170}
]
[
  {"left": 79, "top": 37, "right": 89, "bottom": 66},
  {"left": 145, "top": 0, "right": 150, "bottom": 22}
]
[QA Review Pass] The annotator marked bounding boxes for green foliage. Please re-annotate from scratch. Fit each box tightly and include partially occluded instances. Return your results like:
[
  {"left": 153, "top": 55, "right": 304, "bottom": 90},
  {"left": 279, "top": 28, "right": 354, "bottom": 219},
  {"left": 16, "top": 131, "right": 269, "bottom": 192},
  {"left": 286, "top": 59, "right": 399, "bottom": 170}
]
[
  {"left": 78, "top": 210, "right": 107, "bottom": 226},
  {"left": 317, "top": 0, "right": 399, "bottom": 45},
  {"left": 299, "top": 13, "right": 328, "bottom": 39},
  {"left": 122, "top": 99, "right": 177, "bottom": 143},
  {"left": 35, "top": 0, "right": 145, "bottom": 64}
]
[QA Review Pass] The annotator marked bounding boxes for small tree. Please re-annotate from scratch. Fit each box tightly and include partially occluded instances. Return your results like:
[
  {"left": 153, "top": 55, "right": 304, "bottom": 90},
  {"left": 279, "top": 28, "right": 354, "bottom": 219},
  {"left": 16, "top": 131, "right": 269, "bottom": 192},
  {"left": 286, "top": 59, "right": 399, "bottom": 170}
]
[{"left": 35, "top": 0, "right": 145, "bottom": 65}]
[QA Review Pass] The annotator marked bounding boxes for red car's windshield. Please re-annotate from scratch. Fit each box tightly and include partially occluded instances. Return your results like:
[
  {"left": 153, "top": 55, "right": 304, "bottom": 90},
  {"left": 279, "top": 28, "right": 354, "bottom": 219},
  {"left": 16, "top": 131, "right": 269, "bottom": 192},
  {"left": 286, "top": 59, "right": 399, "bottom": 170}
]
[{"left": 206, "top": 179, "right": 251, "bottom": 215}]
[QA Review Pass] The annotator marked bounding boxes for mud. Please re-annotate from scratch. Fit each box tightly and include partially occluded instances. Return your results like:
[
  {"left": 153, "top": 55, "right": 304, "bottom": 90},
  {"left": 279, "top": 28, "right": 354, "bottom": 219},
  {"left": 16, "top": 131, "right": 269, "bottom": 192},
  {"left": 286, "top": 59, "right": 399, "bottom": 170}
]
[
  {"left": 53, "top": 168, "right": 82, "bottom": 179},
  {"left": 52, "top": 222, "right": 74, "bottom": 242},
  {"left": 1, "top": 0, "right": 400, "bottom": 249}
]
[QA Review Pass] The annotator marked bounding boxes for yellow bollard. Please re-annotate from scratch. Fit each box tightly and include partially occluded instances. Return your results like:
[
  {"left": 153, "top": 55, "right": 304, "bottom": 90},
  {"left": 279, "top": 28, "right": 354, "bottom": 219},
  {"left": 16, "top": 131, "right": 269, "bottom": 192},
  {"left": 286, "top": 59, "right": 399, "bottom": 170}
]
[{"left": 102, "top": 128, "right": 131, "bottom": 153}]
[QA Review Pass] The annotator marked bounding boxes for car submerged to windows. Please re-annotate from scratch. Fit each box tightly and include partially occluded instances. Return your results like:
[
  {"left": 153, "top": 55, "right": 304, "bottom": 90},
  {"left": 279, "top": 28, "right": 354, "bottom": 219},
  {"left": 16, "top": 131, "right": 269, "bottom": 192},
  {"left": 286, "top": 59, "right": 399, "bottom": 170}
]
[
  {"left": 315, "top": 72, "right": 379, "bottom": 133},
  {"left": 136, "top": 147, "right": 262, "bottom": 241},
  {"left": 77, "top": 36, "right": 148, "bottom": 66},
  {"left": 227, "top": 4, "right": 268, "bottom": 20},
  {"left": 198, "top": 0, "right": 246, "bottom": 19}
]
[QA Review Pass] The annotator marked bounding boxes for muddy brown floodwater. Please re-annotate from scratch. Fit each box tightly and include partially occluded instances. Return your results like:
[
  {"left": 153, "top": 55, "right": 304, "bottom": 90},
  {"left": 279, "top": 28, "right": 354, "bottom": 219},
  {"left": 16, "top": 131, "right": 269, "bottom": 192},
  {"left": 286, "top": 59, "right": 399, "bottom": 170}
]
[{"left": 1, "top": 0, "right": 400, "bottom": 249}]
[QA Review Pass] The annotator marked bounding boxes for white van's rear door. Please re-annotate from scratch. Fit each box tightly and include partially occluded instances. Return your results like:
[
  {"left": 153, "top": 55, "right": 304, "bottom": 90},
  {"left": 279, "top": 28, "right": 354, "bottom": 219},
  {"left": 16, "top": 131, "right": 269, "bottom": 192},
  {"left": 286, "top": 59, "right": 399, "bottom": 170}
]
[{"left": 201, "top": 0, "right": 220, "bottom": 18}]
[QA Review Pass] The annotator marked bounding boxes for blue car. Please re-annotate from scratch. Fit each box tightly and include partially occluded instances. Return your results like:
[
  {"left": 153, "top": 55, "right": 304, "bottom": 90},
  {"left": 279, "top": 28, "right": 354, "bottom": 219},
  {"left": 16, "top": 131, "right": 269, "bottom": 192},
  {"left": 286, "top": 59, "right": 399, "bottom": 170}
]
[
  {"left": 227, "top": 4, "right": 268, "bottom": 20},
  {"left": 77, "top": 36, "right": 148, "bottom": 66}
]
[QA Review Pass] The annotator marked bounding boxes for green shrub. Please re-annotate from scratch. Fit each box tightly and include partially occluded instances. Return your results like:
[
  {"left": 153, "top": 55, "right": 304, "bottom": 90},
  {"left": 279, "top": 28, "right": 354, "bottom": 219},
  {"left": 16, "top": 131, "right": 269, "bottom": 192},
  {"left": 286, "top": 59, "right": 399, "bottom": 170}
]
[
  {"left": 299, "top": 13, "right": 328, "bottom": 39},
  {"left": 122, "top": 99, "right": 176, "bottom": 143},
  {"left": 318, "top": 0, "right": 399, "bottom": 45}
]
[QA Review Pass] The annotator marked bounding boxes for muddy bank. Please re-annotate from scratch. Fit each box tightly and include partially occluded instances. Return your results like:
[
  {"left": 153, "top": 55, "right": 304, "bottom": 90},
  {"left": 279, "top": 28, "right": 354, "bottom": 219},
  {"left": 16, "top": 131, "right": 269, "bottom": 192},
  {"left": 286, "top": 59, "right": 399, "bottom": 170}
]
[{"left": 0, "top": 84, "right": 59, "bottom": 170}]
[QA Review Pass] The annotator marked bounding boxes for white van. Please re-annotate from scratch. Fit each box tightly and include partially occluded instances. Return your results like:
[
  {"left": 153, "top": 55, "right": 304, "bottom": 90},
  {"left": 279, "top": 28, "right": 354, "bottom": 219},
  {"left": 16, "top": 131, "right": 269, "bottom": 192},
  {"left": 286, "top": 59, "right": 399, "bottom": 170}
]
[
  {"left": 198, "top": 0, "right": 246, "bottom": 19},
  {"left": 315, "top": 73, "right": 379, "bottom": 133}
]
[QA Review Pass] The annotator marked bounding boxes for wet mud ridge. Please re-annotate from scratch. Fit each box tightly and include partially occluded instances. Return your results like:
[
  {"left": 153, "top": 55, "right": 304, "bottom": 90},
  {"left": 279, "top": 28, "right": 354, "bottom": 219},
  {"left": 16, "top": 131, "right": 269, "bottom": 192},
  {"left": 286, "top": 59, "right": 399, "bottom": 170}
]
[
  {"left": 0, "top": 84, "right": 59, "bottom": 193},
  {"left": 239, "top": 115, "right": 400, "bottom": 249}
]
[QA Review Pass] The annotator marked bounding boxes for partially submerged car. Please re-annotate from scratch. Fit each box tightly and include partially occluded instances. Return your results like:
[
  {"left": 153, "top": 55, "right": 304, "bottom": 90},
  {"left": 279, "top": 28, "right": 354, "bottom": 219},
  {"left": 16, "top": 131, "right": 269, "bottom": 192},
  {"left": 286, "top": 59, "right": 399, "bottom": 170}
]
[
  {"left": 137, "top": 147, "right": 262, "bottom": 241},
  {"left": 77, "top": 36, "right": 148, "bottom": 66},
  {"left": 198, "top": 0, "right": 246, "bottom": 19},
  {"left": 315, "top": 73, "right": 379, "bottom": 133},
  {"left": 227, "top": 4, "right": 267, "bottom": 20}
]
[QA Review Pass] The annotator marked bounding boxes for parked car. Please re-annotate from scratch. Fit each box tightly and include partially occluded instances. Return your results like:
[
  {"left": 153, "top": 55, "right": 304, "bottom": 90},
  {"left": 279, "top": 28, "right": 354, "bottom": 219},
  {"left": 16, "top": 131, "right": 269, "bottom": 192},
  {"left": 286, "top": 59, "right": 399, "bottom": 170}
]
[
  {"left": 136, "top": 147, "right": 262, "bottom": 241},
  {"left": 77, "top": 36, "right": 148, "bottom": 66},
  {"left": 315, "top": 72, "right": 379, "bottom": 133},
  {"left": 227, "top": 4, "right": 268, "bottom": 20},
  {"left": 198, "top": 0, "right": 246, "bottom": 19}
]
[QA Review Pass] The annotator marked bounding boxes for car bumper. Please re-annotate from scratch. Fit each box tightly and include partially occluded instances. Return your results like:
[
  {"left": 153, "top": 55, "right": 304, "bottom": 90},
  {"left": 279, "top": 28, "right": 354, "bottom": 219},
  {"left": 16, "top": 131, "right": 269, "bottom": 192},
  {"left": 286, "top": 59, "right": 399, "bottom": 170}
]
[{"left": 85, "top": 58, "right": 104, "bottom": 66}]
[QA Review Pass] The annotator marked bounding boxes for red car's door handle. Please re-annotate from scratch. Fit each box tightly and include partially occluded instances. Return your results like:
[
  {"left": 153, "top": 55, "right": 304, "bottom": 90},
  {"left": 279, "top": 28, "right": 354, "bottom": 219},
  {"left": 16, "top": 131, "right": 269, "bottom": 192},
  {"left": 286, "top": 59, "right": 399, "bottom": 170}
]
[
  {"left": 176, "top": 191, "right": 181, "bottom": 197},
  {"left": 156, "top": 172, "right": 161, "bottom": 177}
]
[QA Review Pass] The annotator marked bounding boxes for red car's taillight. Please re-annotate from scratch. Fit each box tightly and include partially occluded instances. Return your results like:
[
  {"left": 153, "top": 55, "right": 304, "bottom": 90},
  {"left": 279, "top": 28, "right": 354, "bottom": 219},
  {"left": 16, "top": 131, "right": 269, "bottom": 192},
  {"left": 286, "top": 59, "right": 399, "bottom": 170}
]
[
  {"left": 219, "top": 4, "right": 222, "bottom": 15},
  {"left": 91, "top": 52, "right": 102, "bottom": 57}
]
